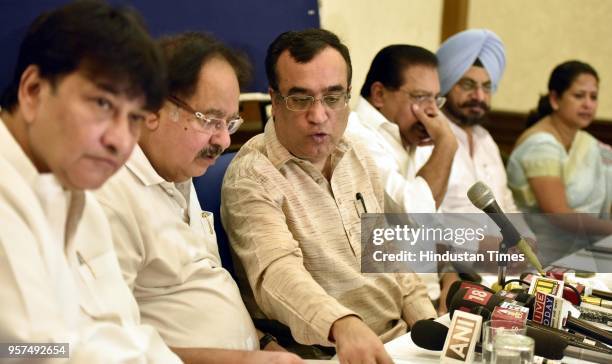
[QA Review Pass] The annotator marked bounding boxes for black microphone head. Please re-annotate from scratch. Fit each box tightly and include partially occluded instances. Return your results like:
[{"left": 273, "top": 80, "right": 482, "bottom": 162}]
[
  {"left": 467, "top": 181, "right": 495, "bottom": 210},
  {"left": 411, "top": 319, "right": 449, "bottom": 351},
  {"left": 446, "top": 280, "right": 495, "bottom": 310},
  {"left": 449, "top": 287, "right": 506, "bottom": 318}
]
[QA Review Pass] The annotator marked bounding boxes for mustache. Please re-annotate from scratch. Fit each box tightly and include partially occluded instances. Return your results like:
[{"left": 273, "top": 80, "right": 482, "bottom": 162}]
[
  {"left": 198, "top": 144, "right": 224, "bottom": 159},
  {"left": 459, "top": 100, "right": 490, "bottom": 111}
]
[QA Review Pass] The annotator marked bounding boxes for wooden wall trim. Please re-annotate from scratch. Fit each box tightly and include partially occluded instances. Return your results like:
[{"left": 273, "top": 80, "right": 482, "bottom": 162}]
[
  {"left": 484, "top": 110, "right": 612, "bottom": 157},
  {"left": 441, "top": 0, "right": 470, "bottom": 43}
]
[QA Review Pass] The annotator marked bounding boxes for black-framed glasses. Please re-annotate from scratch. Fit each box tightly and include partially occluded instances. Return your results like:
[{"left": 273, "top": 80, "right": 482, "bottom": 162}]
[
  {"left": 398, "top": 90, "right": 446, "bottom": 109},
  {"left": 275, "top": 92, "right": 350, "bottom": 112},
  {"left": 456, "top": 79, "right": 492, "bottom": 94},
  {"left": 167, "top": 95, "right": 243, "bottom": 134}
]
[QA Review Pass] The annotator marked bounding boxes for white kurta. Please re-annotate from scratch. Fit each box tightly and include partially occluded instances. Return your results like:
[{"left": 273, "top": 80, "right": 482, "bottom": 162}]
[
  {"left": 415, "top": 122, "right": 518, "bottom": 213},
  {"left": 346, "top": 97, "right": 440, "bottom": 299},
  {"left": 95, "top": 146, "right": 258, "bottom": 350},
  {"left": 414, "top": 121, "right": 534, "bottom": 242},
  {"left": 346, "top": 97, "right": 436, "bottom": 214},
  {"left": 0, "top": 118, "right": 181, "bottom": 363}
]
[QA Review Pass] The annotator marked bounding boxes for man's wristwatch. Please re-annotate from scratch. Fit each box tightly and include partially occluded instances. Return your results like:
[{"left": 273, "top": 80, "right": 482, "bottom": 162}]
[{"left": 259, "top": 333, "right": 278, "bottom": 349}]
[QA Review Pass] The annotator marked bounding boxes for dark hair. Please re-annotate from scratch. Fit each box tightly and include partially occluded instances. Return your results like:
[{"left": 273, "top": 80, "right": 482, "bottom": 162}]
[
  {"left": 265, "top": 28, "right": 352, "bottom": 91},
  {"left": 360, "top": 44, "right": 437, "bottom": 98},
  {"left": 526, "top": 60, "right": 599, "bottom": 127},
  {"left": 159, "top": 32, "right": 252, "bottom": 98},
  {"left": 0, "top": 0, "right": 166, "bottom": 112}
]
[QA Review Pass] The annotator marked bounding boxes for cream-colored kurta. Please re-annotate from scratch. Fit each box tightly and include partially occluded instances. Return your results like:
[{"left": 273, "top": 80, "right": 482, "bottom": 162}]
[
  {"left": 95, "top": 145, "right": 258, "bottom": 350},
  {"left": 221, "top": 121, "right": 436, "bottom": 347},
  {"left": 0, "top": 118, "right": 180, "bottom": 363}
]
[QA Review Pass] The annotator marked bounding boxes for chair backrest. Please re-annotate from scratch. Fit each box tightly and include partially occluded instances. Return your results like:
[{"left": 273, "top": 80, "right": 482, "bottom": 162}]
[{"left": 193, "top": 152, "right": 237, "bottom": 277}]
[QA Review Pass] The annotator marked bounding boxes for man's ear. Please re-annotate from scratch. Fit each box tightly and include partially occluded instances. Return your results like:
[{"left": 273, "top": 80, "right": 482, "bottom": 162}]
[
  {"left": 17, "top": 65, "right": 45, "bottom": 124},
  {"left": 369, "top": 81, "right": 386, "bottom": 108},
  {"left": 144, "top": 111, "right": 161, "bottom": 131},
  {"left": 268, "top": 87, "right": 278, "bottom": 118}
]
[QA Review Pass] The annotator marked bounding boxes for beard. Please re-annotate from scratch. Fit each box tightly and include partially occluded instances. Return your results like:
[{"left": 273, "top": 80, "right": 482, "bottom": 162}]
[{"left": 444, "top": 99, "right": 490, "bottom": 127}]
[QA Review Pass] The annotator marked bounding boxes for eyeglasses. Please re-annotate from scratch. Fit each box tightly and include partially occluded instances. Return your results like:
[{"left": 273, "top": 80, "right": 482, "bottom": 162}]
[
  {"left": 275, "top": 92, "right": 350, "bottom": 112},
  {"left": 167, "top": 95, "right": 243, "bottom": 135},
  {"left": 398, "top": 90, "right": 446, "bottom": 109},
  {"left": 456, "top": 79, "right": 492, "bottom": 94}
]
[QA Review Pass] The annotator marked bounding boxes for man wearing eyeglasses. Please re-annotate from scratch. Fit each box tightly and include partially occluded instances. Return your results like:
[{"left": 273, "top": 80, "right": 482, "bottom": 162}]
[
  {"left": 221, "top": 29, "right": 436, "bottom": 363},
  {"left": 423, "top": 28, "right": 519, "bottom": 214},
  {"left": 345, "top": 45, "right": 459, "bottom": 314},
  {"left": 95, "top": 32, "right": 303, "bottom": 364},
  {"left": 347, "top": 45, "right": 457, "bottom": 214},
  {"left": 413, "top": 30, "right": 535, "bottom": 284}
]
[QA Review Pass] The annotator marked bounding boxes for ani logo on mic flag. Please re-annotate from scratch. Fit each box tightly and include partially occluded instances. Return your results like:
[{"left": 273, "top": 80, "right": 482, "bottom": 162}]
[{"left": 442, "top": 310, "right": 482, "bottom": 363}]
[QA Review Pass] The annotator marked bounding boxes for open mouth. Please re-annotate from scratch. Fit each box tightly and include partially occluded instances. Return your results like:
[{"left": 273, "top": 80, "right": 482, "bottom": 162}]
[{"left": 311, "top": 133, "right": 329, "bottom": 143}]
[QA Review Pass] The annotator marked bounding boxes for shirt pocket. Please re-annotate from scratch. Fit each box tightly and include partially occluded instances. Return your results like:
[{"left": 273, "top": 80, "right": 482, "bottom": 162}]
[
  {"left": 191, "top": 211, "right": 220, "bottom": 266},
  {"left": 75, "top": 251, "right": 135, "bottom": 324}
]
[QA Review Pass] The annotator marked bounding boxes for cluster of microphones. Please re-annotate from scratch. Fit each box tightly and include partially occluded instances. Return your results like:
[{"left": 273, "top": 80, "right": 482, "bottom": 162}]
[
  {"left": 409, "top": 182, "right": 612, "bottom": 363},
  {"left": 411, "top": 275, "right": 612, "bottom": 363}
]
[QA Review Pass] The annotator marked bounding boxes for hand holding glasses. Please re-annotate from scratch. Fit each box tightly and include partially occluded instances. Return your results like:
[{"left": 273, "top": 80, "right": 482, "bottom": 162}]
[{"left": 168, "top": 95, "right": 244, "bottom": 134}]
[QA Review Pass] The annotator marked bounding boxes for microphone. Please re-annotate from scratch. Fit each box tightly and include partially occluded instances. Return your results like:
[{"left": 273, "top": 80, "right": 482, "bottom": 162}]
[
  {"left": 471, "top": 305, "right": 612, "bottom": 353},
  {"left": 592, "top": 288, "right": 612, "bottom": 301},
  {"left": 449, "top": 286, "right": 612, "bottom": 349},
  {"left": 467, "top": 181, "right": 544, "bottom": 274},
  {"left": 410, "top": 318, "right": 612, "bottom": 363},
  {"left": 445, "top": 280, "right": 495, "bottom": 310},
  {"left": 565, "top": 314, "right": 612, "bottom": 346},
  {"left": 411, "top": 320, "right": 452, "bottom": 351}
]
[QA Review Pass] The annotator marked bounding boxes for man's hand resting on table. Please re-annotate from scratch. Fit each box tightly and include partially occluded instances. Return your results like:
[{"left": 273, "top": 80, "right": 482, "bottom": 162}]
[{"left": 331, "top": 316, "right": 394, "bottom": 364}]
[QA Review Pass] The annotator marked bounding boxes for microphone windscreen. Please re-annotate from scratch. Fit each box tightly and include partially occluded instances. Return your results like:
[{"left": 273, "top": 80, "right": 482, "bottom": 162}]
[
  {"left": 410, "top": 319, "right": 448, "bottom": 351},
  {"left": 449, "top": 287, "right": 506, "bottom": 318},
  {"left": 446, "top": 280, "right": 495, "bottom": 309},
  {"left": 467, "top": 181, "right": 495, "bottom": 210}
]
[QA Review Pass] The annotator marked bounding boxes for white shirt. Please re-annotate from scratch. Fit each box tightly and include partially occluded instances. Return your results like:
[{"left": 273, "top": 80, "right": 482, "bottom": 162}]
[
  {"left": 416, "top": 122, "right": 518, "bottom": 213},
  {"left": 414, "top": 122, "right": 534, "bottom": 242},
  {"left": 346, "top": 97, "right": 440, "bottom": 299},
  {"left": 346, "top": 97, "right": 436, "bottom": 213},
  {"left": 0, "top": 117, "right": 181, "bottom": 363},
  {"left": 95, "top": 145, "right": 258, "bottom": 350}
]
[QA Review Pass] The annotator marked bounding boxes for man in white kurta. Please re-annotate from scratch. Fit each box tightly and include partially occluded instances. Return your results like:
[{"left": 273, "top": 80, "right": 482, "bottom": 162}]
[
  {"left": 345, "top": 45, "right": 459, "bottom": 308},
  {"left": 95, "top": 32, "right": 302, "bottom": 364},
  {"left": 0, "top": 2, "right": 180, "bottom": 362},
  {"left": 416, "top": 29, "right": 534, "bottom": 255},
  {"left": 347, "top": 98, "right": 436, "bottom": 213},
  {"left": 96, "top": 145, "right": 258, "bottom": 349},
  {"left": 0, "top": 119, "right": 180, "bottom": 364},
  {"left": 424, "top": 29, "right": 519, "bottom": 214},
  {"left": 346, "top": 45, "right": 457, "bottom": 214}
]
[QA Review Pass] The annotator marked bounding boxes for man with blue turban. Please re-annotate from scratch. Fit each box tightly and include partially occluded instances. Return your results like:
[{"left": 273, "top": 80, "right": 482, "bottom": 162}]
[{"left": 417, "top": 29, "right": 520, "bottom": 215}]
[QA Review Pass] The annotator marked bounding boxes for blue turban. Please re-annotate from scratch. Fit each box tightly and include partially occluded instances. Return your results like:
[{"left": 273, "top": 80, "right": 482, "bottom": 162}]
[{"left": 437, "top": 29, "right": 506, "bottom": 96}]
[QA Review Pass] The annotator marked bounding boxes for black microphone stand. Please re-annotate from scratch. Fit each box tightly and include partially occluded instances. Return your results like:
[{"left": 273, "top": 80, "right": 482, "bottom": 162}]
[{"left": 497, "top": 234, "right": 511, "bottom": 288}]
